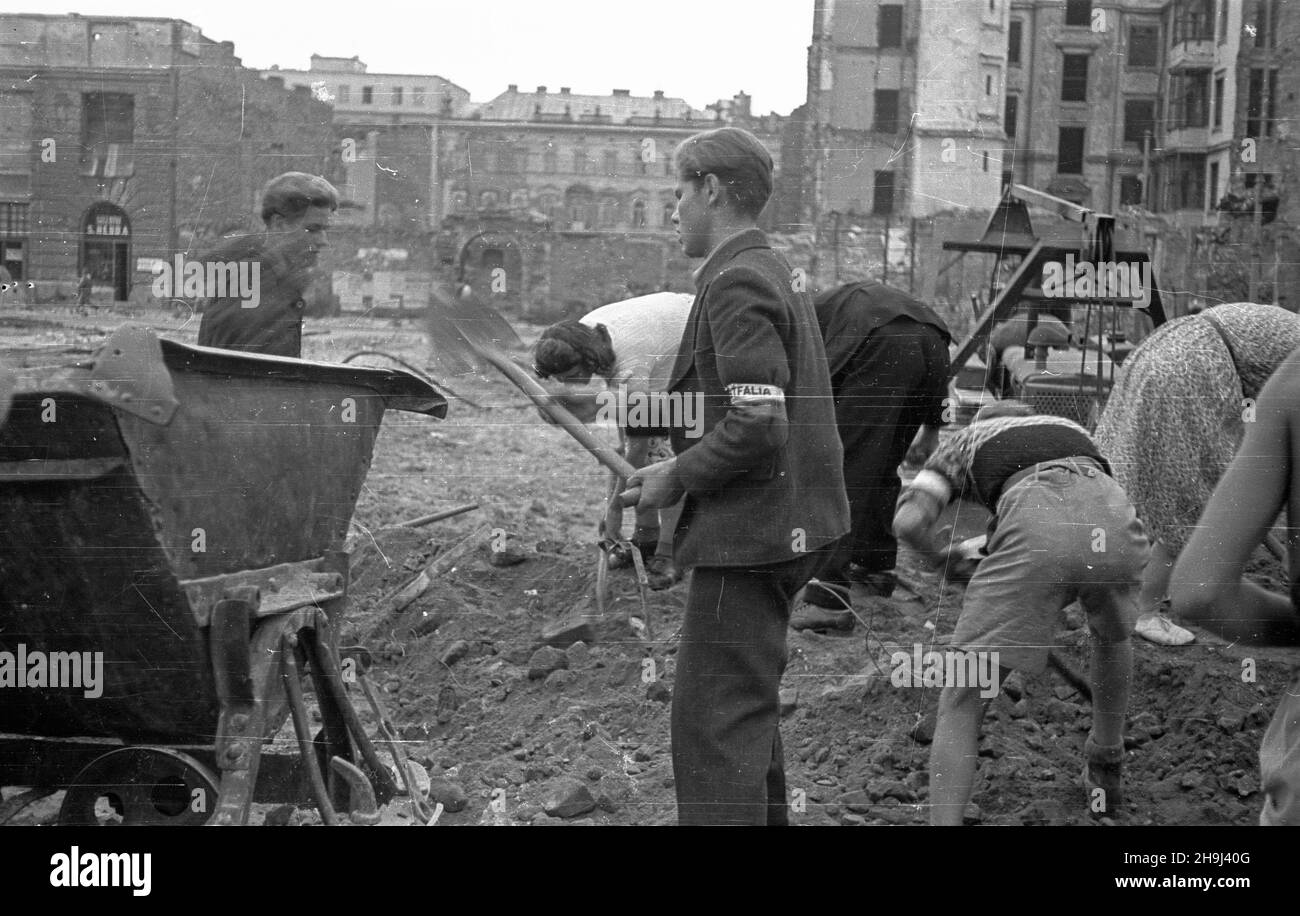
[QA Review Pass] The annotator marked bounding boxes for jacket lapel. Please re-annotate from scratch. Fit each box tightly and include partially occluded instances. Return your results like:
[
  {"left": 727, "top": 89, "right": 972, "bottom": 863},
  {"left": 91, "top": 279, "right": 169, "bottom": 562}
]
[
  {"left": 666, "top": 229, "right": 770, "bottom": 390},
  {"left": 666, "top": 290, "right": 704, "bottom": 389}
]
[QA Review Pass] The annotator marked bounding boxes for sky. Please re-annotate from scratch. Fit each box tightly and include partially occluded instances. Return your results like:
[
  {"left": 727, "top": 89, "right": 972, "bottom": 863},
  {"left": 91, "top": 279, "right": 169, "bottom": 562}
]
[{"left": 4, "top": 0, "right": 815, "bottom": 114}]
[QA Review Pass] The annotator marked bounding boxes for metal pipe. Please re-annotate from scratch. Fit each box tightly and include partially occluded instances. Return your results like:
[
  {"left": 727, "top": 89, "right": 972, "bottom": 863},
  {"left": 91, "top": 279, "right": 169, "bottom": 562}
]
[{"left": 401, "top": 502, "right": 479, "bottom": 528}]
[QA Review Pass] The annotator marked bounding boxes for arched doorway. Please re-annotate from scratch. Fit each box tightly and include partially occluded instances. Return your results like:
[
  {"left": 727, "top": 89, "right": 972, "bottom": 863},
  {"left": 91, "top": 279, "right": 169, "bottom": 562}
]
[
  {"left": 456, "top": 230, "right": 526, "bottom": 313},
  {"left": 81, "top": 202, "right": 131, "bottom": 301}
]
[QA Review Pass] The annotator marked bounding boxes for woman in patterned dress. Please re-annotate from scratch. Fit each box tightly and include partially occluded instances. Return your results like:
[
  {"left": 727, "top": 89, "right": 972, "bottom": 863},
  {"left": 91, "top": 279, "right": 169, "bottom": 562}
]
[{"left": 1095, "top": 302, "right": 1300, "bottom": 645}]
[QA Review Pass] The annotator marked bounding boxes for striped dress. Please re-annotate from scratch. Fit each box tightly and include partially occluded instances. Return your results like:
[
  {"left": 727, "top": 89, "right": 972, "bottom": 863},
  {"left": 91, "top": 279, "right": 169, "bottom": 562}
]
[{"left": 1094, "top": 303, "right": 1300, "bottom": 552}]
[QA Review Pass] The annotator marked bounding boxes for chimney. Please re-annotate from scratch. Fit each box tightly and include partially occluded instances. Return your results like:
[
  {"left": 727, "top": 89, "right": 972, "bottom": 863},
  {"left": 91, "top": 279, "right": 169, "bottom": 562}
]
[
  {"left": 536, "top": 85, "right": 546, "bottom": 94},
  {"left": 508, "top": 83, "right": 518, "bottom": 92},
  {"left": 560, "top": 87, "right": 570, "bottom": 95},
  {"left": 653, "top": 90, "right": 664, "bottom": 101},
  {"left": 613, "top": 88, "right": 630, "bottom": 97}
]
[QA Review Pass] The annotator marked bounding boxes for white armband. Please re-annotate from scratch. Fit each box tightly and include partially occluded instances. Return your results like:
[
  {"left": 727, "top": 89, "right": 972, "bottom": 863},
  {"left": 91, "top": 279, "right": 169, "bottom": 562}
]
[
  {"left": 725, "top": 383, "right": 785, "bottom": 407},
  {"left": 906, "top": 469, "right": 954, "bottom": 507}
]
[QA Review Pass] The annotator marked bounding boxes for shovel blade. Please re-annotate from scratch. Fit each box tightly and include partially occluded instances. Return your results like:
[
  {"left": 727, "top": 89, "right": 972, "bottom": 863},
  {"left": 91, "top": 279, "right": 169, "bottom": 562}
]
[{"left": 424, "top": 287, "right": 525, "bottom": 377}]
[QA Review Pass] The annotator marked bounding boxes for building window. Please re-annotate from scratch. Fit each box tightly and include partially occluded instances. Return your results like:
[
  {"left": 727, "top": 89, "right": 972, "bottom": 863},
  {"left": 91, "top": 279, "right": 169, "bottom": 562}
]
[
  {"left": 874, "top": 89, "right": 900, "bottom": 133},
  {"left": 1057, "top": 126, "right": 1085, "bottom": 174},
  {"left": 1213, "top": 75, "right": 1225, "bottom": 129},
  {"left": 413, "top": 87, "right": 425, "bottom": 106},
  {"left": 632, "top": 199, "right": 646, "bottom": 228},
  {"left": 337, "top": 85, "right": 350, "bottom": 104},
  {"left": 664, "top": 157, "right": 674, "bottom": 177},
  {"left": 544, "top": 148, "right": 558, "bottom": 173},
  {"left": 1253, "top": 0, "right": 1280, "bottom": 48},
  {"left": 1123, "top": 99, "right": 1156, "bottom": 144},
  {"left": 1171, "top": 70, "right": 1210, "bottom": 128},
  {"left": 1128, "top": 24, "right": 1159, "bottom": 67},
  {"left": 1119, "top": 175, "right": 1144, "bottom": 206},
  {"left": 1002, "top": 170, "right": 1014, "bottom": 192},
  {"left": 81, "top": 92, "right": 135, "bottom": 177},
  {"left": 495, "top": 147, "right": 517, "bottom": 171},
  {"left": 1217, "top": 0, "right": 1229, "bottom": 42},
  {"left": 480, "top": 190, "right": 500, "bottom": 210},
  {"left": 878, "top": 5, "right": 903, "bottom": 48},
  {"left": 450, "top": 190, "right": 468, "bottom": 213},
  {"left": 1242, "top": 173, "right": 1278, "bottom": 224},
  {"left": 1061, "top": 54, "right": 1088, "bottom": 102},
  {"left": 1173, "top": 0, "right": 1214, "bottom": 42},
  {"left": 0, "top": 203, "right": 29, "bottom": 281},
  {"left": 1208, "top": 161, "right": 1220, "bottom": 210},
  {"left": 1246, "top": 67, "right": 1278, "bottom": 137},
  {"left": 603, "top": 149, "right": 618, "bottom": 176},
  {"left": 1064, "top": 0, "right": 1091, "bottom": 27},
  {"left": 662, "top": 202, "right": 674, "bottom": 227},
  {"left": 1172, "top": 157, "right": 1206, "bottom": 209},
  {"left": 393, "top": 87, "right": 403, "bottom": 105},
  {"left": 361, "top": 86, "right": 373, "bottom": 104},
  {"left": 1008, "top": 20, "right": 1022, "bottom": 65},
  {"left": 1004, "top": 94, "right": 1018, "bottom": 137},
  {"left": 872, "top": 170, "right": 895, "bottom": 215},
  {"left": 574, "top": 150, "right": 588, "bottom": 174}
]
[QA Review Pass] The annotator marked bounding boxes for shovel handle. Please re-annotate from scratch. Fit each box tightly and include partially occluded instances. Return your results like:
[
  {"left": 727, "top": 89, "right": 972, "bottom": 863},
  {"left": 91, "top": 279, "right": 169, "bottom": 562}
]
[{"left": 474, "top": 345, "right": 639, "bottom": 480}]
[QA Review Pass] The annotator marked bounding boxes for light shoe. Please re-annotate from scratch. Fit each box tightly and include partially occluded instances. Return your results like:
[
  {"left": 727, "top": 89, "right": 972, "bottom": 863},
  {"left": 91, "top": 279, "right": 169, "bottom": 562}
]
[
  {"left": 790, "top": 601, "right": 854, "bottom": 633},
  {"left": 1133, "top": 612, "right": 1195, "bottom": 646}
]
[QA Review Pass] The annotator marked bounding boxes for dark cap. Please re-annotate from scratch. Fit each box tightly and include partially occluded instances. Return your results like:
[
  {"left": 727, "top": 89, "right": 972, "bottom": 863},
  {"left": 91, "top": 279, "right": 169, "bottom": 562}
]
[{"left": 260, "top": 172, "right": 339, "bottom": 222}]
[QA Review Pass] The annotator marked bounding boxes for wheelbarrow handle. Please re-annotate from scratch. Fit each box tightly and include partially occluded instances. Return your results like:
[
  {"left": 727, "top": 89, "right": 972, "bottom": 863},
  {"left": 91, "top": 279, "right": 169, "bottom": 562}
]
[{"left": 472, "top": 346, "right": 638, "bottom": 480}]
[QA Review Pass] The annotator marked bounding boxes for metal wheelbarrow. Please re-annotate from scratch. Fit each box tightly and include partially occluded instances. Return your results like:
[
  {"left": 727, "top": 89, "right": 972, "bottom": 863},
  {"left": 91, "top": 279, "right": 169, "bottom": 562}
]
[{"left": 0, "top": 326, "right": 447, "bottom": 825}]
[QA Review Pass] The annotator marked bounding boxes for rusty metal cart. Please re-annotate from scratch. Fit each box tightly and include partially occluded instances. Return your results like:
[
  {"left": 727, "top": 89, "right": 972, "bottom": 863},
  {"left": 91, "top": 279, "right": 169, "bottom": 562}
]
[{"left": 0, "top": 326, "right": 447, "bottom": 825}]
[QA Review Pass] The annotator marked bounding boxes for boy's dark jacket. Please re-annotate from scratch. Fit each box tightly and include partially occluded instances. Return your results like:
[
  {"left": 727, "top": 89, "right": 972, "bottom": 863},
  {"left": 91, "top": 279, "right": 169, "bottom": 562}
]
[{"left": 666, "top": 228, "right": 850, "bottom": 568}]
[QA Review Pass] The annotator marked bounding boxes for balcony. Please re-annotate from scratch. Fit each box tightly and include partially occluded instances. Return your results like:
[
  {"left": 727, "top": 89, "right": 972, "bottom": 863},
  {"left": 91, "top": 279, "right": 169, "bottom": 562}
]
[{"left": 1168, "top": 15, "right": 1214, "bottom": 69}]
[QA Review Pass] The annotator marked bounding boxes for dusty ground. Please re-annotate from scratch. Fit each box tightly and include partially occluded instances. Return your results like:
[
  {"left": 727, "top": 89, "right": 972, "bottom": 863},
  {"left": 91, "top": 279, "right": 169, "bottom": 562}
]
[{"left": 2, "top": 302, "right": 1296, "bottom": 826}]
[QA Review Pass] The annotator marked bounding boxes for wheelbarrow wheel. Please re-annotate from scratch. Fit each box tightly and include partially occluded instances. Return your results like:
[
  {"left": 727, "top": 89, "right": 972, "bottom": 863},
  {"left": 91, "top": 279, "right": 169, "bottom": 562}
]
[{"left": 58, "top": 748, "right": 219, "bottom": 826}]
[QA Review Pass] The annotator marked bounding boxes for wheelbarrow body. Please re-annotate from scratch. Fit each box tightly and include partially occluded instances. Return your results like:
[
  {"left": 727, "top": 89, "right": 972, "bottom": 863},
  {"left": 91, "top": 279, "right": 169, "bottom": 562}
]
[{"left": 0, "top": 328, "right": 446, "bottom": 823}]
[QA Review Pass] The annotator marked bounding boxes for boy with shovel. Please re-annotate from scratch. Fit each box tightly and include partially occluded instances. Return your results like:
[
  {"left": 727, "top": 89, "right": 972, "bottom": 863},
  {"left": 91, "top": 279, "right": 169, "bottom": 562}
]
[{"left": 621, "top": 127, "right": 849, "bottom": 825}]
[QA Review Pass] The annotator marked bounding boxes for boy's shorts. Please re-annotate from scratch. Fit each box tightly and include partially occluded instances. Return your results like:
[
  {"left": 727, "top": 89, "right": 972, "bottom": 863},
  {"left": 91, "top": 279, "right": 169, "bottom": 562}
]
[
  {"left": 950, "top": 457, "right": 1150, "bottom": 675},
  {"left": 1260, "top": 675, "right": 1300, "bottom": 825}
]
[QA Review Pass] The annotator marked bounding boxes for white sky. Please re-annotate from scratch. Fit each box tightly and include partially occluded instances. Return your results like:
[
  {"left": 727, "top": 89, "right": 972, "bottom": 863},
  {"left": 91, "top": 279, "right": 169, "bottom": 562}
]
[{"left": 5, "top": 0, "right": 815, "bottom": 114}]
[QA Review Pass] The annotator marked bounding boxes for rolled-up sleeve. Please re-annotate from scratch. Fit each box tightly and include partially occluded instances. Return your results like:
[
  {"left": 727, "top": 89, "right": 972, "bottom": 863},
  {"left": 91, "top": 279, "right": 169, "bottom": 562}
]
[{"left": 674, "top": 267, "right": 791, "bottom": 495}]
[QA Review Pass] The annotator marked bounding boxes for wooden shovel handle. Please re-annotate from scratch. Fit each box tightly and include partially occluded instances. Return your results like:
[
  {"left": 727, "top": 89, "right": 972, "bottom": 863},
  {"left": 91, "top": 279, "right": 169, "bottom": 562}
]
[{"left": 473, "top": 345, "right": 639, "bottom": 479}]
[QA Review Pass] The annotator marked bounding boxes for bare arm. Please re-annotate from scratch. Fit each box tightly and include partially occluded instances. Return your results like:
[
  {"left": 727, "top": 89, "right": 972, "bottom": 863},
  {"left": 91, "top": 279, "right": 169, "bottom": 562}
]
[{"left": 1169, "top": 356, "right": 1300, "bottom": 645}]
